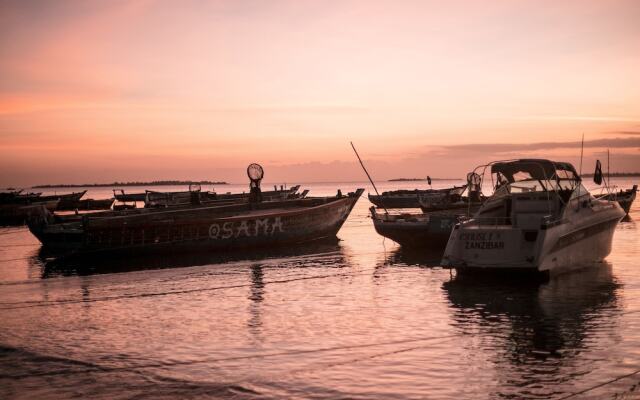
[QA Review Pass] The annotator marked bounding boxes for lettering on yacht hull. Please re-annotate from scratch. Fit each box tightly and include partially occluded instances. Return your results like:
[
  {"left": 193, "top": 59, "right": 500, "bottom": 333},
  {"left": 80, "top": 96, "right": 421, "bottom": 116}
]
[{"left": 459, "top": 231, "right": 505, "bottom": 250}]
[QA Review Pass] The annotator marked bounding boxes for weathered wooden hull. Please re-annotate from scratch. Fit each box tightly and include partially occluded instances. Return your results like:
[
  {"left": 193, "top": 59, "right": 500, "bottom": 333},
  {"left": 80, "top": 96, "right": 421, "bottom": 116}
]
[
  {"left": 39, "top": 191, "right": 87, "bottom": 209},
  {"left": 368, "top": 195, "right": 422, "bottom": 208},
  {"left": 56, "top": 198, "right": 115, "bottom": 211},
  {"left": 29, "top": 190, "right": 363, "bottom": 255},
  {"left": 0, "top": 200, "right": 59, "bottom": 226},
  {"left": 368, "top": 186, "right": 465, "bottom": 209},
  {"left": 144, "top": 185, "right": 302, "bottom": 207},
  {"left": 370, "top": 207, "right": 461, "bottom": 249},
  {"left": 114, "top": 192, "right": 147, "bottom": 202}
]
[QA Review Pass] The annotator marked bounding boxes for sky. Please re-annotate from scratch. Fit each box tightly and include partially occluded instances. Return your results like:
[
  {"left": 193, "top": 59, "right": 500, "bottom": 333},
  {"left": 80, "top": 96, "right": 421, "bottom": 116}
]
[{"left": 1, "top": 0, "right": 639, "bottom": 186}]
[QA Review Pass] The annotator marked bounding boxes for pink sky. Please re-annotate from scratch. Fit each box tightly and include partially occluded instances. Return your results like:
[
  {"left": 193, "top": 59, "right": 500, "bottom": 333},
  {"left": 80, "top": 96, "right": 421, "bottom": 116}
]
[{"left": 1, "top": 0, "right": 639, "bottom": 186}]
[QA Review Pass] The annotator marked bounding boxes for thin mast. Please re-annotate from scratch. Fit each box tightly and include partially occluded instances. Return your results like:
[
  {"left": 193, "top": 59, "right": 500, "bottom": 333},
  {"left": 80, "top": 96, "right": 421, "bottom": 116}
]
[
  {"left": 579, "top": 133, "right": 584, "bottom": 176},
  {"left": 576, "top": 133, "right": 585, "bottom": 202},
  {"left": 607, "top": 149, "right": 611, "bottom": 193},
  {"left": 350, "top": 142, "right": 388, "bottom": 214}
]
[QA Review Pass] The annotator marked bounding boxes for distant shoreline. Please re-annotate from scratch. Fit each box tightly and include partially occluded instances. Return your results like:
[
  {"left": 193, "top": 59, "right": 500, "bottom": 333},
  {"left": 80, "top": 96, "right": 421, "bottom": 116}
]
[
  {"left": 388, "top": 178, "right": 456, "bottom": 182},
  {"left": 582, "top": 172, "right": 640, "bottom": 178},
  {"left": 33, "top": 180, "right": 228, "bottom": 188}
]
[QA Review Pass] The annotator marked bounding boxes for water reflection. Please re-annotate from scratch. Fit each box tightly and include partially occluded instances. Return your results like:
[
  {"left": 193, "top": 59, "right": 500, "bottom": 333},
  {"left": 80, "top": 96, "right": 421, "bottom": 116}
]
[
  {"left": 443, "top": 264, "right": 621, "bottom": 398},
  {"left": 36, "top": 238, "right": 343, "bottom": 278},
  {"left": 248, "top": 263, "right": 265, "bottom": 339},
  {"left": 380, "top": 246, "right": 446, "bottom": 267}
]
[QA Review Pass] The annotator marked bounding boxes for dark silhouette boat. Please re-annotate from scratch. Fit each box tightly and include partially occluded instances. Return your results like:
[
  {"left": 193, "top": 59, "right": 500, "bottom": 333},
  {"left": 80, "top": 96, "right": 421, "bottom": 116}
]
[
  {"left": 368, "top": 185, "right": 465, "bottom": 208},
  {"left": 56, "top": 198, "right": 116, "bottom": 211},
  {"left": 144, "top": 185, "right": 303, "bottom": 207},
  {"left": 38, "top": 190, "right": 87, "bottom": 209}
]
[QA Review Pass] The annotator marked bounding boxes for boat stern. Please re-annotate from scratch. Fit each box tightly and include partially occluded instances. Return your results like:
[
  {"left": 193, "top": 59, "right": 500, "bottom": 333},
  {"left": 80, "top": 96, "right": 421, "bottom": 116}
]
[{"left": 442, "top": 224, "right": 544, "bottom": 272}]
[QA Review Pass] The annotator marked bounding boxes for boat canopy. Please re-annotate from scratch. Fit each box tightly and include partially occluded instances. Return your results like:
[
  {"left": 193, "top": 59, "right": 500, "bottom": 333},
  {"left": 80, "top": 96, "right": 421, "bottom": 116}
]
[{"left": 491, "top": 159, "right": 579, "bottom": 183}]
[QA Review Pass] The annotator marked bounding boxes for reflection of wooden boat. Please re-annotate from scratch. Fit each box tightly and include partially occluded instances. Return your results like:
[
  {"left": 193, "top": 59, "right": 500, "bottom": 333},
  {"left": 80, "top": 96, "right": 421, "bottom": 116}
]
[
  {"left": 370, "top": 207, "right": 465, "bottom": 249},
  {"left": 57, "top": 198, "right": 115, "bottom": 211},
  {"left": 368, "top": 186, "right": 465, "bottom": 208},
  {"left": 27, "top": 189, "right": 363, "bottom": 255},
  {"left": 0, "top": 200, "right": 59, "bottom": 226},
  {"left": 596, "top": 185, "right": 636, "bottom": 215}
]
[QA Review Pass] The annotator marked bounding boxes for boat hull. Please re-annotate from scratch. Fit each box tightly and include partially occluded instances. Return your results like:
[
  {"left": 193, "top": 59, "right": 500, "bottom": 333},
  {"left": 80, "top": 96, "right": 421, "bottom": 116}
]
[
  {"left": 29, "top": 190, "right": 363, "bottom": 256},
  {"left": 371, "top": 209, "right": 459, "bottom": 248},
  {"left": 368, "top": 195, "right": 421, "bottom": 209},
  {"left": 0, "top": 201, "right": 59, "bottom": 226},
  {"left": 442, "top": 202, "right": 625, "bottom": 276}
]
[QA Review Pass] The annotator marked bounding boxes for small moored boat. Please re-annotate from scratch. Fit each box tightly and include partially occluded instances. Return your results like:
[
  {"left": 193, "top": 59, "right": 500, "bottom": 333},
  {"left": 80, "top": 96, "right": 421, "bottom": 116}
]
[
  {"left": 370, "top": 208, "right": 463, "bottom": 248},
  {"left": 368, "top": 185, "right": 465, "bottom": 209}
]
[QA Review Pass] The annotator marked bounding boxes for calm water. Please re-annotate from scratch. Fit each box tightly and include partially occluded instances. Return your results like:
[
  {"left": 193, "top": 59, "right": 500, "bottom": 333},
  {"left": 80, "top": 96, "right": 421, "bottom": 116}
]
[{"left": 0, "top": 179, "right": 639, "bottom": 399}]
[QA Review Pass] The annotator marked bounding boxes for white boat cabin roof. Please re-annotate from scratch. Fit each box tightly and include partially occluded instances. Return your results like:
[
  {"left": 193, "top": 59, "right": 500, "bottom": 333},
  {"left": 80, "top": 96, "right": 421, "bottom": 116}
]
[{"left": 490, "top": 159, "right": 580, "bottom": 183}]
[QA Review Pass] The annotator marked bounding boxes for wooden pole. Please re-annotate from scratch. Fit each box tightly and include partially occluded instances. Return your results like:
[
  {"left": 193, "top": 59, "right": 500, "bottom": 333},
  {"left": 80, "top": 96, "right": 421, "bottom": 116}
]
[{"left": 350, "top": 142, "right": 388, "bottom": 214}]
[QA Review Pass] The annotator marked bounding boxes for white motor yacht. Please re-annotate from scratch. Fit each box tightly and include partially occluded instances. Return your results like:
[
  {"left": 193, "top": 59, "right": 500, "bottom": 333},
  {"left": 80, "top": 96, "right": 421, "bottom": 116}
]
[{"left": 441, "top": 159, "right": 625, "bottom": 275}]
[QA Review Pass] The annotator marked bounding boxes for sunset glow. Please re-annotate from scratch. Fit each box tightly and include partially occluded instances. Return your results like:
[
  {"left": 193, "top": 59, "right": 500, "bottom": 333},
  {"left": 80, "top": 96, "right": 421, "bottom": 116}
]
[{"left": 1, "top": 0, "right": 639, "bottom": 185}]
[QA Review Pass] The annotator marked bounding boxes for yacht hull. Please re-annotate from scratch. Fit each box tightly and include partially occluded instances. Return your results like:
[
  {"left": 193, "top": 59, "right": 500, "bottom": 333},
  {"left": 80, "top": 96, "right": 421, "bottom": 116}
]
[{"left": 442, "top": 203, "right": 625, "bottom": 275}]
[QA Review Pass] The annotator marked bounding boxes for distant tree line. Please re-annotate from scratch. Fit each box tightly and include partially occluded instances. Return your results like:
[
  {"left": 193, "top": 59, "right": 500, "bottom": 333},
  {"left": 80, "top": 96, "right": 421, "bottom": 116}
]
[
  {"left": 388, "top": 177, "right": 455, "bottom": 181},
  {"left": 582, "top": 172, "right": 640, "bottom": 177},
  {"left": 33, "top": 180, "right": 228, "bottom": 188}
]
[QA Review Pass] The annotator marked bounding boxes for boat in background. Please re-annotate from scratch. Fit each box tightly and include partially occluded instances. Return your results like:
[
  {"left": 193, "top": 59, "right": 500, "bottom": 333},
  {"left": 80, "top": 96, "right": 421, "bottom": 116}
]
[
  {"left": 370, "top": 207, "right": 464, "bottom": 248},
  {"left": 1, "top": 199, "right": 59, "bottom": 226},
  {"left": 368, "top": 185, "right": 465, "bottom": 209},
  {"left": 419, "top": 180, "right": 483, "bottom": 212},
  {"left": 38, "top": 190, "right": 87, "bottom": 209},
  {"left": 442, "top": 159, "right": 625, "bottom": 276},
  {"left": 595, "top": 185, "right": 637, "bottom": 215},
  {"left": 113, "top": 190, "right": 147, "bottom": 202},
  {"left": 57, "top": 198, "right": 116, "bottom": 211},
  {"left": 371, "top": 175, "right": 484, "bottom": 250},
  {"left": 144, "top": 184, "right": 303, "bottom": 208}
]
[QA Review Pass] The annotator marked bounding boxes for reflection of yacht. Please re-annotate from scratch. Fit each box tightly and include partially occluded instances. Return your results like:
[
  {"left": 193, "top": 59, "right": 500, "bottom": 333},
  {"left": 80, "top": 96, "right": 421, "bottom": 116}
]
[
  {"left": 443, "top": 265, "right": 619, "bottom": 397},
  {"left": 442, "top": 159, "right": 625, "bottom": 275}
]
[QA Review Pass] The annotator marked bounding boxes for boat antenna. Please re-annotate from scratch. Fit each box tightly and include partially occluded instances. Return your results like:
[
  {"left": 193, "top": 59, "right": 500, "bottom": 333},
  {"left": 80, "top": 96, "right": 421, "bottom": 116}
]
[
  {"left": 579, "top": 133, "right": 584, "bottom": 176},
  {"left": 607, "top": 149, "right": 610, "bottom": 190},
  {"left": 350, "top": 141, "right": 388, "bottom": 214},
  {"left": 576, "top": 133, "right": 585, "bottom": 205}
]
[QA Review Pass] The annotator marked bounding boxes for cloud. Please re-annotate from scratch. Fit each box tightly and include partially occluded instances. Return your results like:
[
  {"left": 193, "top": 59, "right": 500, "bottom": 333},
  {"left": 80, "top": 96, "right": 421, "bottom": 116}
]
[
  {"left": 424, "top": 137, "right": 640, "bottom": 156},
  {"left": 607, "top": 130, "right": 640, "bottom": 136}
]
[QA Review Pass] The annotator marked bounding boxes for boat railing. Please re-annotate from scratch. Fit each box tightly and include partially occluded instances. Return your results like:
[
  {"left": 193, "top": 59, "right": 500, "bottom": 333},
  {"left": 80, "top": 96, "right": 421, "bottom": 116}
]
[{"left": 465, "top": 216, "right": 512, "bottom": 226}]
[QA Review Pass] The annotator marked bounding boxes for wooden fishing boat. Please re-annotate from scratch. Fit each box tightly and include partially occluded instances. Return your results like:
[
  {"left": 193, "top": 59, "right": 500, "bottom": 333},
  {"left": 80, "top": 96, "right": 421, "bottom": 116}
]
[
  {"left": 27, "top": 189, "right": 363, "bottom": 255},
  {"left": 370, "top": 207, "right": 464, "bottom": 248},
  {"left": 368, "top": 186, "right": 465, "bottom": 208},
  {"left": 56, "top": 198, "right": 116, "bottom": 211},
  {"left": 39, "top": 190, "right": 87, "bottom": 209},
  {"left": 595, "top": 185, "right": 637, "bottom": 215},
  {"left": 0, "top": 200, "right": 59, "bottom": 226},
  {"left": 144, "top": 185, "right": 302, "bottom": 207},
  {"left": 113, "top": 190, "right": 147, "bottom": 202}
]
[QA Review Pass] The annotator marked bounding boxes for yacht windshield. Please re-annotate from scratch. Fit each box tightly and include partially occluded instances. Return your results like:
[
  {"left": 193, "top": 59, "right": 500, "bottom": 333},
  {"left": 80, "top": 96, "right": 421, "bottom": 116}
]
[{"left": 490, "top": 159, "right": 580, "bottom": 194}]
